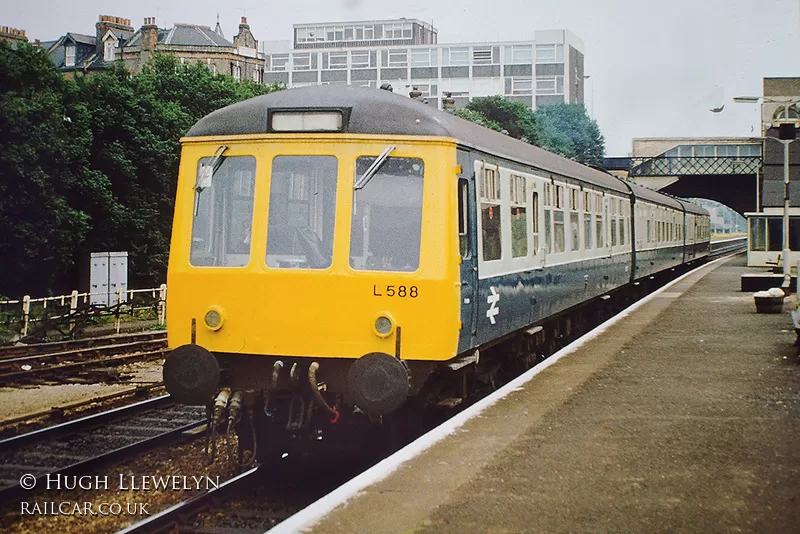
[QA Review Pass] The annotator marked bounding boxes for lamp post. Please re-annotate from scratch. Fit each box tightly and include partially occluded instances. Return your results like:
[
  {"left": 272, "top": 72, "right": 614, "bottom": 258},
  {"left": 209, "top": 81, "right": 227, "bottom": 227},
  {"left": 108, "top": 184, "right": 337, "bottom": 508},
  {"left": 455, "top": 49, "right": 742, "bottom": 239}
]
[
  {"left": 583, "top": 75, "right": 593, "bottom": 117},
  {"left": 734, "top": 96, "right": 799, "bottom": 281}
]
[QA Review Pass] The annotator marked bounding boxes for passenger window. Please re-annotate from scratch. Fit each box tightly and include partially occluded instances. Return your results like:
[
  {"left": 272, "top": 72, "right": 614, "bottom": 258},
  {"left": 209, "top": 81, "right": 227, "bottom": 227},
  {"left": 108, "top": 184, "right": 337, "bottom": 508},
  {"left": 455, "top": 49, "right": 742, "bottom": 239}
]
[
  {"left": 480, "top": 167, "right": 502, "bottom": 261},
  {"left": 191, "top": 155, "right": 256, "bottom": 267},
  {"left": 266, "top": 155, "right": 338, "bottom": 269},
  {"left": 350, "top": 156, "right": 423, "bottom": 272},
  {"left": 531, "top": 190, "right": 540, "bottom": 254},
  {"left": 510, "top": 174, "right": 527, "bottom": 258},
  {"left": 458, "top": 179, "right": 470, "bottom": 258}
]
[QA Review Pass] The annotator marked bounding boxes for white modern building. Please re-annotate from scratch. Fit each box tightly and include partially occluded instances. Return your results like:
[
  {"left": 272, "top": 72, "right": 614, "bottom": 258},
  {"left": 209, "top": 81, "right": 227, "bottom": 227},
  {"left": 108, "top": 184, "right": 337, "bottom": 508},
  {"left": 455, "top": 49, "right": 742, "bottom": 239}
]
[{"left": 261, "top": 19, "right": 586, "bottom": 110}]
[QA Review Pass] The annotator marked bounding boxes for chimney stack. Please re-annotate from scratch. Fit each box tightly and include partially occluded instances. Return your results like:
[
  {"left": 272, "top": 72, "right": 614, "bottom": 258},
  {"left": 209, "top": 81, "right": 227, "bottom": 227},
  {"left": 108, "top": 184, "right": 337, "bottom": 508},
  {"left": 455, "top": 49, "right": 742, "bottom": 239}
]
[
  {"left": 141, "top": 17, "right": 158, "bottom": 51},
  {"left": 95, "top": 15, "right": 133, "bottom": 54}
]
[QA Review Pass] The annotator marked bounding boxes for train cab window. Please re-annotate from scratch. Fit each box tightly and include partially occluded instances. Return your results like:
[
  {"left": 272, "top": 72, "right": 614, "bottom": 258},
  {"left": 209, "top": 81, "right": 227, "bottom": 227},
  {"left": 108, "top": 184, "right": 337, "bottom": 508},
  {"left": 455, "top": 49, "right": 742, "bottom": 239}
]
[
  {"left": 350, "top": 156, "right": 423, "bottom": 271},
  {"left": 458, "top": 179, "right": 470, "bottom": 258},
  {"left": 190, "top": 155, "right": 256, "bottom": 267},
  {"left": 266, "top": 156, "right": 338, "bottom": 269},
  {"left": 480, "top": 167, "right": 502, "bottom": 261},
  {"left": 510, "top": 174, "right": 527, "bottom": 258}
]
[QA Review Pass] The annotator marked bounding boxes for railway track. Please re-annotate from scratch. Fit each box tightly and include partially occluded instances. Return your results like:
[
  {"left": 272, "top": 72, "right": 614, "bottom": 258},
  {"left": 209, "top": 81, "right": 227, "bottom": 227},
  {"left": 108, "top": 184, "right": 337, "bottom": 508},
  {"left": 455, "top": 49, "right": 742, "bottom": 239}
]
[
  {"left": 0, "top": 333, "right": 167, "bottom": 385},
  {"left": 118, "top": 245, "right": 749, "bottom": 534},
  {"left": 0, "top": 395, "right": 205, "bottom": 503},
  {"left": 0, "top": 330, "right": 166, "bottom": 359},
  {"left": 117, "top": 455, "right": 379, "bottom": 534}
]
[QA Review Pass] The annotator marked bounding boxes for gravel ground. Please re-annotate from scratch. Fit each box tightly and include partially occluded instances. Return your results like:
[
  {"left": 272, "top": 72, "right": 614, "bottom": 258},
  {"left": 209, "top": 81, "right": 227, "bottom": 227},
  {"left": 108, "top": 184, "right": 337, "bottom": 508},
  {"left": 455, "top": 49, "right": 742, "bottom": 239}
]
[
  {"left": 1, "top": 433, "right": 241, "bottom": 534},
  {"left": 0, "top": 360, "right": 163, "bottom": 422}
]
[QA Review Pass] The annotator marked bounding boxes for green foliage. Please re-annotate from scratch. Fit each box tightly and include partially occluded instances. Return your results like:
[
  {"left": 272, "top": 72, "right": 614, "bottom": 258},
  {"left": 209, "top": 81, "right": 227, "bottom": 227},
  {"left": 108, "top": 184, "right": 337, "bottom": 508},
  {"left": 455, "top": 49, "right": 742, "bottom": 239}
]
[
  {"left": 0, "top": 41, "right": 93, "bottom": 296},
  {"left": 456, "top": 95, "right": 606, "bottom": 166},
  {"left": 0, "top": 47, "right": 283, "bottom": 298},
  {"left": 533, "top": 102, "right": 605, "bottom": 166},
  {"left": 452, "top": 108, "right": 503, "bottom": 132},
  {"left": 465, "top": 96, "right": 540, "bottom": 144}
]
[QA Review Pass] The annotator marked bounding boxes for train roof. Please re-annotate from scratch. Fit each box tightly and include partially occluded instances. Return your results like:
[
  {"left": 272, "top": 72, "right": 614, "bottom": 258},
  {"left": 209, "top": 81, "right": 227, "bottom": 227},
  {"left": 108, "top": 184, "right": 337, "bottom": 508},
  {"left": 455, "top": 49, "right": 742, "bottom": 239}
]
[{"left": 186, "top": 85, "right": 706, "bottom": 214}]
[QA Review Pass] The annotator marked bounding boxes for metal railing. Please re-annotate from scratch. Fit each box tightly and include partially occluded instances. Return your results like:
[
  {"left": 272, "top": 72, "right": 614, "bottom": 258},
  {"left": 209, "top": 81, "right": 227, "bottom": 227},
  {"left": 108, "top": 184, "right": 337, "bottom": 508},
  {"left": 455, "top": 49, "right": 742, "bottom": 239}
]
[
  {"left": 0, "top": 285, "right": 167, "bottom": 343},
  {"left": 629, "top": 156, "right": 761, "bottom": 177}
]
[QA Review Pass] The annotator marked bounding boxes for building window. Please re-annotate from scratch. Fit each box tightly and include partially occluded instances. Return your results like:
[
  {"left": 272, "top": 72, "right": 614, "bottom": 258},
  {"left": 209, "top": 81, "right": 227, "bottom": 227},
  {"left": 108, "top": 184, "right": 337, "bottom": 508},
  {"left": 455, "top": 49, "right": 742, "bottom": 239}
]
[
  {"left": 232, "top": 64, "right": 241, "bottom": 80},
  {"left": 350, "top": 51, "right": 373, "bottom": 68},
  {"left": 535, "top": 44, "right": 564, "bottom": 63},
  {"left": 442, "top": 47, "right": 469, "bottom": 66},
  {"left": 411, "top": 48, "right": 437, "bottom": 67},
  {"left": 472, "top": 47, "right": 495, "bottom": 65},
  {"left": 65, "top": 45, "right": 76, "bottom": 67},
  {"left": 104, "top": 40, "right": 116, "bottom": 62},
  {"left": 536, "top": 75, "right": 565, "bottom": 95},
  {"left": 324, "top": 51, "right": 348, "bottom": 69},
  {"left": 292, "top": 53, "right": 311, "bottom": 71},
  {"left": 387, "top": 49, "right": 408, "bottom": 68},
  {"left": 511, "top": 78, "right": 533, "bottom": 95},
  {"left": 506, "top": 45, "right": 533, "bottom": 64},
  {"left": 270, "top": 54, "right": 289, "bottom": 71}
]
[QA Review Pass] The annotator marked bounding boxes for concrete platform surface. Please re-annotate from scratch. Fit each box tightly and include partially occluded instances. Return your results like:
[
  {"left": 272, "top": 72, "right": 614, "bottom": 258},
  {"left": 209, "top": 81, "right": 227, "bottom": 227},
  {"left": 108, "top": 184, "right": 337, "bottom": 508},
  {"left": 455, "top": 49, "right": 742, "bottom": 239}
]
[{"left": 295, "top": 255, "right": 800, "bottom": 533}]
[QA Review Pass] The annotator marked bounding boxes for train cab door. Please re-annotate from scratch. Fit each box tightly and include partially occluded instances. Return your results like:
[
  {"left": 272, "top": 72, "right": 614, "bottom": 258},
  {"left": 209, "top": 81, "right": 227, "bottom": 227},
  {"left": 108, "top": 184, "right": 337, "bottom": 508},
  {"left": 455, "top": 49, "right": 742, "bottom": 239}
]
[{"left": 457, "top": 150, "right": 478, "bottom": 353}]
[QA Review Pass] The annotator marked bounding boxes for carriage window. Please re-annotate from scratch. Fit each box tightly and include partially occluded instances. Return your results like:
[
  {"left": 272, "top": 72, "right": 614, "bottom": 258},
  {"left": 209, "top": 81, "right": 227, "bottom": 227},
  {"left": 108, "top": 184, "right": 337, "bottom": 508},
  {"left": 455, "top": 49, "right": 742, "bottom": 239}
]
[
  {"left": 480, "top": 167, "right": 502, "bottom": 261},
  {"left": 350, "top": 156, "right": 423, "bottom": 271},
  {"left": 458, "top": 179, "right": 470, "bottom": 258},
  {"left": 596, "top": 194, "right": 604, "bottom": 248},
  {"left": 610, "top": 199, "right": 618, "bottom": 247},
  {"left": 531, "top": 190, "right": 540, "bottom": 254},
  {"left": 510, "top": 174, "right": 527, "bottom": 258},
  {"left": 266, "top": 156, "right": 338, "bottom": 269},
  {"left": 190, "top": 155, "right": 256, "bottom": 267},
  {"left": 569, "top": 188, "right": 580, "bottom": 252}
]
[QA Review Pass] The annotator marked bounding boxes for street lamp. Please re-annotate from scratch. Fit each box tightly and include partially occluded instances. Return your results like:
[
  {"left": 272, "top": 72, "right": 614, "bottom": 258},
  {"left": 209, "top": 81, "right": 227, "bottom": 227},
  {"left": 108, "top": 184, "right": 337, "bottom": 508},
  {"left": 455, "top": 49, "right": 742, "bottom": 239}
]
[
  {"left": 734, "top": 95, "right": 799, "bottom": 282},
  {"left": 583, "top": 75, "right": 593, "bottom": 117}
]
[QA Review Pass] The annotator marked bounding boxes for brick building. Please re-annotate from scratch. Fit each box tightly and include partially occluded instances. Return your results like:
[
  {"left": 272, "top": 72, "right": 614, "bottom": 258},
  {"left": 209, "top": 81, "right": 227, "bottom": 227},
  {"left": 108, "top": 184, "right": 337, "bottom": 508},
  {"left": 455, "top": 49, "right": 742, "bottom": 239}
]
[{"left": 42, "top": 15, "right": 264, "bottom": 81}]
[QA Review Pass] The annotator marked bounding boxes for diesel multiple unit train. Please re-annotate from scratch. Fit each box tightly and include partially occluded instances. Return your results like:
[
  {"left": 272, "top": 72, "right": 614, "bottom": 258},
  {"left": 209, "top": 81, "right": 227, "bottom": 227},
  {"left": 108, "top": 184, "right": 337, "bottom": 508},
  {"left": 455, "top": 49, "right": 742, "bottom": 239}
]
[{"left": 163, "top": 85, "right": 710, "bottom": 460}]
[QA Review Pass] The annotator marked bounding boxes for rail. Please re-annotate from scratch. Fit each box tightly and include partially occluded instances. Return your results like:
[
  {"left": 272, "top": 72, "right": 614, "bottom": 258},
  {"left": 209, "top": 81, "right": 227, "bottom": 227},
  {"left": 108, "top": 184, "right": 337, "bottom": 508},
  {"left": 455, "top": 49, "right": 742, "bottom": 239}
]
[{"left": 0, "top": 284, "right": 167, "bottom": 343}]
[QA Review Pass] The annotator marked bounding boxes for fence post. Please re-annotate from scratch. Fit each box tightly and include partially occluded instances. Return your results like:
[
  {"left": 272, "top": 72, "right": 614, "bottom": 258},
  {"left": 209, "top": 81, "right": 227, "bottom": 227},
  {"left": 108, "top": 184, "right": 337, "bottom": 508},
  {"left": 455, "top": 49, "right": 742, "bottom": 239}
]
[
  {"left": 21, "top": 295, "right": 30, "bottom": 338},
  {"left": 114, "top": 288, "right": 122, "bottom": 334},
  {"left": 158, "top": 284, "right": 167, "bottom": 326}
]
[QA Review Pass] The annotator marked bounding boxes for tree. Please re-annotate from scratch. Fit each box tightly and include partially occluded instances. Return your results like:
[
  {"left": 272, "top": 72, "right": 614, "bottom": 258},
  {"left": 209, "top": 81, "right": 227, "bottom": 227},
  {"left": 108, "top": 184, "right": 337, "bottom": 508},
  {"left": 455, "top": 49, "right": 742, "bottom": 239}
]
[
  {"left": 533, "top": 102, "right": 605, "bottom": 166},
  {"left": 0, "top": 46, "right": 284, "bottom": 297},
  {"left": 0, "top": 41, "right": 95, "bottom": 296},
  {"left": 452, "top": 108, "right": 503, "bottom": 132},
  {"left": 465, "top": 96, "right": 540, "bottom": 143},
  {"left": 74, "top": 54, "right": 282, "bottom": 289}
]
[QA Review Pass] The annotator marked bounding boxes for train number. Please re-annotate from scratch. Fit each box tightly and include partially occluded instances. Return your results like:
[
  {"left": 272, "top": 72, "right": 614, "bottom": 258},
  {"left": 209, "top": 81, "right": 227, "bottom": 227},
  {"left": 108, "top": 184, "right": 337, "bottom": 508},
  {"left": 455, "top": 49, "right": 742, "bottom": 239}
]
[{"left": 373, "top": 285, "right": 418, "bottom": 298}]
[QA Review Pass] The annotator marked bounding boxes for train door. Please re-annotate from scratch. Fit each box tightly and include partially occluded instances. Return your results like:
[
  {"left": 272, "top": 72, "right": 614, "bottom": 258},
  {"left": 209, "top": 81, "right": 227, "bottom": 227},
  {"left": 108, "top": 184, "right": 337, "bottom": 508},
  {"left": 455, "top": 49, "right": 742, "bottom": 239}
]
[{"left": 457, "top": 149, "right": 478, "bottom": 353}]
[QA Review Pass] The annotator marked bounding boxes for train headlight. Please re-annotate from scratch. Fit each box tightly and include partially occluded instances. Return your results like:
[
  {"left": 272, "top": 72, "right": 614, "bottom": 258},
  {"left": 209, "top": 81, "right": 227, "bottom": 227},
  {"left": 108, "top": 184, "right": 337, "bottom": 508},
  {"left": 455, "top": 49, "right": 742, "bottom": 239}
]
[
  {"left": 204, "top": 308, "right": 224, "bottom": 331},
  {"left": 373, "top": 314, "right": 394, "bottom": 338}
]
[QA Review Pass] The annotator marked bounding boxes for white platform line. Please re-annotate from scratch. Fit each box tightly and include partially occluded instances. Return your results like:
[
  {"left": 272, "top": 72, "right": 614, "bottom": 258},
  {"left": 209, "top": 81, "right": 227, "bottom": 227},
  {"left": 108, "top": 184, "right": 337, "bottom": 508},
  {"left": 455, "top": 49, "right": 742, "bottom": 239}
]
[{"left": 267, "top": 256, "right": 726, "bottom": 534}]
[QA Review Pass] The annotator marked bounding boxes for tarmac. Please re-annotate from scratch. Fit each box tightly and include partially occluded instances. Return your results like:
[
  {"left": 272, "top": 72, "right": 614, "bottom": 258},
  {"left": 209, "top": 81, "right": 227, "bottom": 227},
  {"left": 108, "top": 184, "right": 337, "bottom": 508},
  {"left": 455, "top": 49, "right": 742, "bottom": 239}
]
[{"left": 292, "top": 254, "right": 800, "bottom": 533}]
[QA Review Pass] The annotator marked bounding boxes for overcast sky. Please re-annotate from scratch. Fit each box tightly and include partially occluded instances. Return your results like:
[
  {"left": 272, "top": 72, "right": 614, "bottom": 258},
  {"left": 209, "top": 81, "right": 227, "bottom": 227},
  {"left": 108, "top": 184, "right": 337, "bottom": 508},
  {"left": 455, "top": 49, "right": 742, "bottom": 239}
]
[{"left": 4, "top": 0, "right": 799, "bottom": 155}]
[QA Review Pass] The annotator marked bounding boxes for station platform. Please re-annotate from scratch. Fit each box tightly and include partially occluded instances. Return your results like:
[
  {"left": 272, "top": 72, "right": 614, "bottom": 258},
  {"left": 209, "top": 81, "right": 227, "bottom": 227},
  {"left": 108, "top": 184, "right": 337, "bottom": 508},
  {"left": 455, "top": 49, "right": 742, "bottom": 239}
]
[{"left": 277, "top": 254, "right": 800, "bottom": 533}]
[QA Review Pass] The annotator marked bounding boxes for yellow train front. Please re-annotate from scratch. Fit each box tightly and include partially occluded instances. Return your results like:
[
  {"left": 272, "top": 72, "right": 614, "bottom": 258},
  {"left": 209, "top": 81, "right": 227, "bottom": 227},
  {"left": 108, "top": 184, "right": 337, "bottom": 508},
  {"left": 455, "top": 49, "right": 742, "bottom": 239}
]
[{"left": 163, "top": 85, "right": 463, "bottom": 458}]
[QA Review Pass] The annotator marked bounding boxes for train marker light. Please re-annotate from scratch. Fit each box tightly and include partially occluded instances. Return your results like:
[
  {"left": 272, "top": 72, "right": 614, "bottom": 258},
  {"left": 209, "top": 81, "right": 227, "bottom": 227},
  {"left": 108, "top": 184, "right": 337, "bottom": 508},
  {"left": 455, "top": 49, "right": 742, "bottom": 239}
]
[
  {"left": 204, "top": 308, "right": 224, "bottom": 331},
  {"left": 374, "top": 314, "right": 394, "bottom": 337}
]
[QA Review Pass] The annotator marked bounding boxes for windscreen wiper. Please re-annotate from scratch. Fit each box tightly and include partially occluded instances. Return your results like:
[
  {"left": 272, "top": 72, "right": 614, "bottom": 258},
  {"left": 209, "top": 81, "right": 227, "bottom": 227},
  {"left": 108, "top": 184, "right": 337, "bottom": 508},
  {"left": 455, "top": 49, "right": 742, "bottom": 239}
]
[
  {"left": 195, "top": 145, "right": 228, "bottom": 216},
  {"left": 354, "top": 145, "right": 395, "bottom": 190}
]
